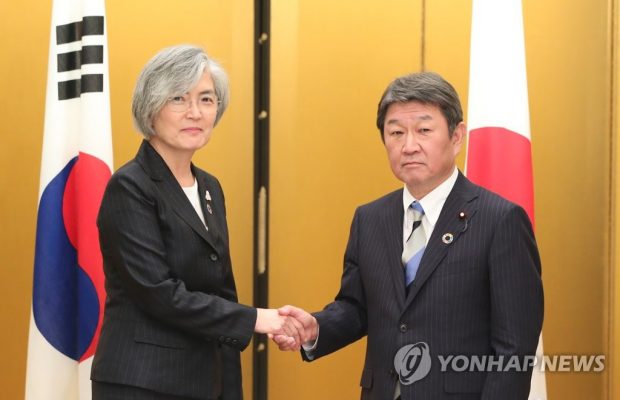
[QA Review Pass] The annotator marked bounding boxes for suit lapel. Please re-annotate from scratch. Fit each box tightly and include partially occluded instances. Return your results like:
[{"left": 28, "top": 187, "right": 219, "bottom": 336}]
[
  {"left": 380, "top": 190, "right": 407, "bottom": 309},
  {"left": 194, "top": 168, "right": 223, "bottom": 247},
  {"left": 136, "top": 140, "right": 218, "bottom": 250},
  {"left": 403, "top": 173, "right": 480, "bottom": 311}
]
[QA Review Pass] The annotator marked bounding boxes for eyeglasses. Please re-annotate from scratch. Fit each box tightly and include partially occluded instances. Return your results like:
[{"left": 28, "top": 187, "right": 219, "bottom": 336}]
[{"left": 166, "top": 93, "right": 220, "bottom": 113}]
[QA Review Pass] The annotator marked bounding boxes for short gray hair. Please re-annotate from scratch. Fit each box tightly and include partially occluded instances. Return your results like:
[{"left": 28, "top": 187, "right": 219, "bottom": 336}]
[
  {"left": 132, "top": 45, "right": 230, "bottom": 139},
  {"left": 376, "top": 72, "right": 463, "bottom": 141}
]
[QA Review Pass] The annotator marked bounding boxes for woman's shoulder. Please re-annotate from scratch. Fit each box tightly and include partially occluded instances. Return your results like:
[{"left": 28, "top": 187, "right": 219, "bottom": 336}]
[
  {"left": 111, "top": 156, "right": 151, "bottom": 181},
  {"left": 192, "top": 165, "right": 221, "bottom": 187},
  {"left": 105, "top": 158, "right": 154, "bottom": 195}
]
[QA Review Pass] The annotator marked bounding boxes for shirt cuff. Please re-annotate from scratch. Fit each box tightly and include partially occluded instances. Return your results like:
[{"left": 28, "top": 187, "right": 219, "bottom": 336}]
[{"left": 301, "top": 325, "right": 319, "bottom": 359}]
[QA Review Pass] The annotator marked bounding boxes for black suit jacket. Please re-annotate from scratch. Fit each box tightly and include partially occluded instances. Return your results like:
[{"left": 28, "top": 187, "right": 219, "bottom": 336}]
[
  {"left": 308, "top": 172, "right": 543, "bottom": 400},
  {"left": 91, "top": 140, "right": 256, "bottom": 399}
]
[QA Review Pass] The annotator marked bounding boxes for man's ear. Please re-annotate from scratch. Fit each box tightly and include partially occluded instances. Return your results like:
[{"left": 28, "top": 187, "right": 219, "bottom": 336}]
[{"left": 452, "top": 121, "right": 467, "bottom": 147}]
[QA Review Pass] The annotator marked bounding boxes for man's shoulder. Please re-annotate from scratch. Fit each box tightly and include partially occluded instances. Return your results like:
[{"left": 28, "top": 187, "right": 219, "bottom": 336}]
[
  {"left": 458, "top": 175, "right": 524, "bottom": 217},
  {"left": 357, "top": 188, "right": 402, "bottom": 214}
]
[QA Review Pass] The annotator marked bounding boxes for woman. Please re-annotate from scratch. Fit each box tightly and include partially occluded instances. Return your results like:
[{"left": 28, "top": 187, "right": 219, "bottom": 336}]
[{"left": 91, "top": 45, "right": 300, "bottom": 399}]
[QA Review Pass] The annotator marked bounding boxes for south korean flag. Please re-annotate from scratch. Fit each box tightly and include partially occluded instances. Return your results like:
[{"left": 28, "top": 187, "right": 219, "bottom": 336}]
[{"left": 25, "top": 0, "right": 113, "bottom": 399}]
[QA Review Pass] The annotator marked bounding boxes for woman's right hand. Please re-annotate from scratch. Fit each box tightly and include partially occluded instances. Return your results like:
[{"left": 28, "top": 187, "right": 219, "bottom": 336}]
[{"left": 254, "top": 308, "right": 305, "bottom": 350}]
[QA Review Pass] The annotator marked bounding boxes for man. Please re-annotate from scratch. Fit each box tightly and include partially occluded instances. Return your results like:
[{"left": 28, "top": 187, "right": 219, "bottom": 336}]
[{"left": 274, "top": 72, "right": 543, "bottom": 399}]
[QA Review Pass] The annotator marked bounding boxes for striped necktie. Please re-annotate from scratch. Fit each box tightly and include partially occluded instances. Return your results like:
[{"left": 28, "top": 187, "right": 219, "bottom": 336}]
[{"left": 402, "top": 201, "right": 426, "bottom": 287}]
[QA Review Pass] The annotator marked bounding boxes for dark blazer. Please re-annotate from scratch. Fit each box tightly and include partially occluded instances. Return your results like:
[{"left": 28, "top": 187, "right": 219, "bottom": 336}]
[
  {"left": 307, "top": 172, "right": 543, "bottom": 400},
  {"left": 91, "top": 140, "right": 256, "bottom": 400}
]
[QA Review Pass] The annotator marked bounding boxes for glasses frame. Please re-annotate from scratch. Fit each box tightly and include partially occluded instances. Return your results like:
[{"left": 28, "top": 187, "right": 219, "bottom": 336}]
[{"left": 165, "top": 94, "right": 221, "bottom": 113}]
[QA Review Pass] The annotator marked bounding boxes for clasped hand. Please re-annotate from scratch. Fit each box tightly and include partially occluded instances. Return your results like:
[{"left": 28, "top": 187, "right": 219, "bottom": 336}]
[{"left": 254, "top": 305, "right": 317, "bottom": 351}]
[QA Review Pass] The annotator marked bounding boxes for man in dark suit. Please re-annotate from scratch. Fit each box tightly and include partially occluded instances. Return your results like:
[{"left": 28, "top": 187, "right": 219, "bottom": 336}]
[{"left": 274, "top": 72, "right": 543, "bottom": 400}]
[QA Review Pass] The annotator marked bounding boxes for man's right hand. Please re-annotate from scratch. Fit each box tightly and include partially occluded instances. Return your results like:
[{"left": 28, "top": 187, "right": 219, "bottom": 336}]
[{"left": 271, "top": 305, "right": 318, "bottom": 351}]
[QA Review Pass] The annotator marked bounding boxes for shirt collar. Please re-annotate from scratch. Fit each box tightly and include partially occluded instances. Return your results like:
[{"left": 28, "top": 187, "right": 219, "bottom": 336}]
[{"left": 402, "top": 167, "right": 459, "bottom": 227}]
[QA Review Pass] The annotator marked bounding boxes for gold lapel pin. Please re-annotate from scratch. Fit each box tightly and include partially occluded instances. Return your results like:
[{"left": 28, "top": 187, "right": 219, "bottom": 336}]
[{"left": 442, "top": 233, "right": 454, "bottom": 244}]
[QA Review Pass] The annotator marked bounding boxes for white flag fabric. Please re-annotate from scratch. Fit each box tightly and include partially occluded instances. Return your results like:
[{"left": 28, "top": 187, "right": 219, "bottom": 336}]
[
  {"left": 465, "top": 0, "right": 546, "bottom": 398},
  {"left": 25, "top": 0, "right": 112, "bottom": 398}
]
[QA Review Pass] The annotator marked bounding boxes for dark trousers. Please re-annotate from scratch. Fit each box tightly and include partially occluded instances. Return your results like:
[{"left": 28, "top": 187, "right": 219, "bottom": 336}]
[{"left": 92, "top": 381, "right": 200, "bottom": 400}]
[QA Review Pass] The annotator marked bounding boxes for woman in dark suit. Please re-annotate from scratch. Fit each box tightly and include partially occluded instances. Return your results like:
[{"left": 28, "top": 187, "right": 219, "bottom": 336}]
[{"left": 91, "top": 45, "right": 302, "bottom": 400}]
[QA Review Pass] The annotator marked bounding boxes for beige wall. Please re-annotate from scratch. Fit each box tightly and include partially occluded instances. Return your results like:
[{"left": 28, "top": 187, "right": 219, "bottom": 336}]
[
  {"left": 268, "top": 1, "right": 422, "bottom": 397},
  {"left": 0, "top": 0, "right": 617, "bottom": 399},
  {"left": 523, "top": 0, "right": 610, "bottom": 397},
  {"left": 1, "top": 0, "right": 52, "bottom": 396}
]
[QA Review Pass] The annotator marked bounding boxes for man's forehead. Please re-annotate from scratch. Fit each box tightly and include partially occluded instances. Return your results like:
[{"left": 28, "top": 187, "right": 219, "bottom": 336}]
[
  {"left": 385, "top": 104, "right": 437, "bottom": 124},
  {"left": 387, "top": 100, "right": 439, "bottom": 112}
]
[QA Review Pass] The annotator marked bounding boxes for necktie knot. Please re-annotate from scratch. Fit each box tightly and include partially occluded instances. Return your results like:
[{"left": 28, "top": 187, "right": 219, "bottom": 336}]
[
  {"left": 410, "top": 201, "right": 425, "bottom": 218},
  {"left": 406, "top": 202, "right": 425, "bottom": 236}
]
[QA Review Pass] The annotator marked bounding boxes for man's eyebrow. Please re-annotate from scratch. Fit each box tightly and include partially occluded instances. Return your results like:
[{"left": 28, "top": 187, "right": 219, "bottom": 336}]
[{"left": 386, "top": 114, "right": 433, "bottom": 125}]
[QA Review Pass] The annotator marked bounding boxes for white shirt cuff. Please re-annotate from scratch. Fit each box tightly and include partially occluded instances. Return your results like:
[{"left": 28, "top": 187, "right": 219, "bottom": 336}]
[{"left": 301, "top": 326, "right": 319, "bottom": 359}]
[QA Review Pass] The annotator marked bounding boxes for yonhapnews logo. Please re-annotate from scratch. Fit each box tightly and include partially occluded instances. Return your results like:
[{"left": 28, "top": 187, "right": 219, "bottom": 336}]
[
  {"left": 393, "top": 341, "right": 606, "bottom": 384},
  {"left": 394, "top": 342, "right": 432, "bottom": 385}
]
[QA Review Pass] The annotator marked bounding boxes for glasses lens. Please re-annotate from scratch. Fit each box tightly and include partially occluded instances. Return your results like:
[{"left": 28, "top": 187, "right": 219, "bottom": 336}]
[{"left": 167, "top": 95, "right": 219, "bottom": 112}]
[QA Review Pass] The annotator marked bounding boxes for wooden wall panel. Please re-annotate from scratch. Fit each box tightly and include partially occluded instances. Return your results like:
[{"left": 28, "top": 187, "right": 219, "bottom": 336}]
[{"left": 269, "top": 1, "right": 422, "bottom": 398}]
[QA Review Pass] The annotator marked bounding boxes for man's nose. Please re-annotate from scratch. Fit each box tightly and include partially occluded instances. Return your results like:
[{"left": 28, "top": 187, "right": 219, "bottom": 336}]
[{"left": 402, "top": 132, "right": 419, "bottom": 153}]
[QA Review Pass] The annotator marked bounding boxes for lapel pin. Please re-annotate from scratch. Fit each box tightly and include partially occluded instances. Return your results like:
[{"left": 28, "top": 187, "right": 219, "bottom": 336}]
[
  {"left": 442, "top": 233, "right": 454, "bottom": 244},
  {"left": 205, "top": 190, "right": 213, "bottom": 214},
  {"left": 459, "top": 211, "right": 469, "bottom": 233}
]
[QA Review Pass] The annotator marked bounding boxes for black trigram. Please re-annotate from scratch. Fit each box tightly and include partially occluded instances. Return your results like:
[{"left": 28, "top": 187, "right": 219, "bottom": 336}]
[{"left": 56, "top": 16, "right": 105, "bottom": 101}]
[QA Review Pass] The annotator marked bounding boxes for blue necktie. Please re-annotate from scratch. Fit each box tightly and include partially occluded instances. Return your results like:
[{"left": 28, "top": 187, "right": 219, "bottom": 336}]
[{"left": 402, "top": 202, "right": 426, "bottom": 287}]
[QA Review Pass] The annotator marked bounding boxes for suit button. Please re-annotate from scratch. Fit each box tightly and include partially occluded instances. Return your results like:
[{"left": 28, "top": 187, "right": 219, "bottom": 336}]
[
  {"left": 399, "top": 323, "right": 407, "bottom": 333},
  {"left": 210, "top": 253, "right": 218, "bottom": 261}
]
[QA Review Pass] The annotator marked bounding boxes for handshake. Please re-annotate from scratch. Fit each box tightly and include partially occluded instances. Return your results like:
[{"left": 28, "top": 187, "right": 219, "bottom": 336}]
[{"left": 254, "top": 305, "right": 318, "bottom": 351}]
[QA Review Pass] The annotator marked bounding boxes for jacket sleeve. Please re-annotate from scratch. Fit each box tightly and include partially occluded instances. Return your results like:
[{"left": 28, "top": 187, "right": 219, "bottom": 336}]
[
  {"left": 481, "top": 205, "right": 544, "bottom": 399},
  {"left": 306, "top": 209, "right": 368, "bottom": 360}
]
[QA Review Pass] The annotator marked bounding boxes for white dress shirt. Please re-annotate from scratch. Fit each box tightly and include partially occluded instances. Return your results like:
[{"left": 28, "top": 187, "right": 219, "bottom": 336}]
[
  {"left": 402, "top": 167, "right": 459, "bottom": 245},
  {"left": 182, "top": 178, "right": 208, "bottom": 230}
]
